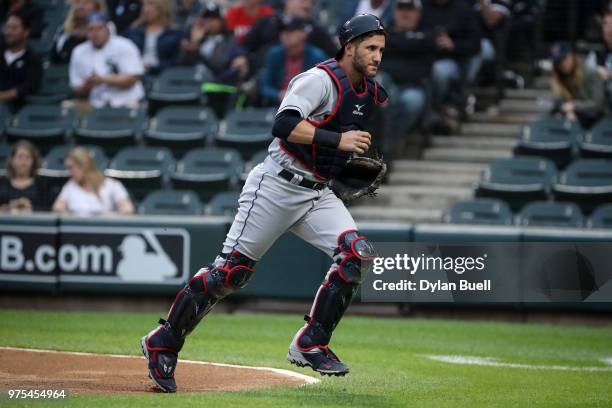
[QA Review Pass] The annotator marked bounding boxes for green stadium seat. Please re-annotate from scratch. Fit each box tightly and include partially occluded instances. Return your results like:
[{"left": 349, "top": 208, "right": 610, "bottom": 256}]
[
  {"left": 205, "top": 191, "right": 240, "bottom": 216},
  {"left": 147, "top": 66, "right": 213, "bottom": 114},
  {"left": 170, "top": 147, "right": 242, "bottom": 202},
  {"left": 579, "top": 118, "right": 612, "bottom": 159},
  {"left": 74, "top": 107, "right": 146, "bottom": 155},
  {"left": 6, "top": 105, "right": 74, "bottom": 153},
  {"left": 517, "top": 201, "right": 584, "bottom": 228},
  {"left": 0, "top": 103, "right": 9, "bottom": 136},
  {"left": 105, "top": 147, "right": 175, "bottom": 202},
  {"left": 552, "top": 159, "right": 612, "bottom": 215},
  {"left": 215, "top": 108, "right": 275, "bottom": 160},
  {"left": 475, "top": 157, "right": 557, "bottom": 212},
  {"left": 144, "top": 106, "right": 217, "bottom": 156},
  {"left": 240, "top": 149, "right": 268, "bottom": 181},
  {"left": 514, "top": 117, "right": 582, "bottom": 168},
  {"left": 38, "top": 144, "right": 109, "bottom": 197},
  {"left": 0, "top": 144, "right": 12, "bottom": 176},
  {"left": 138, "top": 189, "right": 204, "bottom": 215},
  {"left": 26, "top": 64, "right": 71, "bottom": 105},
  {"left": 588, "top": 204, "right": 612, "bottom": 228},
  {"left": 444, "top": 199, "right": 513, "bottom": 226}
]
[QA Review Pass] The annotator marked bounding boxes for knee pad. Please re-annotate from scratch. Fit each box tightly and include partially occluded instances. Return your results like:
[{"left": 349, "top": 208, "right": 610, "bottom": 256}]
[
  {"left": 205, "top": 250, "right": 256, "bottom": 298},
  {"left": 335, "top": 230, "right": 376, "bottom": 284}
]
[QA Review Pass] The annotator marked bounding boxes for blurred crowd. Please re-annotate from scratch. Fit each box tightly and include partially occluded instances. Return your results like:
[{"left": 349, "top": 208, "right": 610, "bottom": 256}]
[{"left": 2, "top": 0, "right": 612, "bottom": 216}]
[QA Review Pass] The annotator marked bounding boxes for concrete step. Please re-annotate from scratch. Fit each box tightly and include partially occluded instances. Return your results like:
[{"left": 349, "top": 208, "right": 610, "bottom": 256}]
[
  {"left": 498, "top": 98, "right": 552, "bottom": 114},
  {"left": 373, "top": 184, "right": 473, "bottom": 208},
  {"left": 387, "top": 171, "right": 478, "bottom": 187},
  {"left": 350, "top": 206, "right": 444, "bottom": 223},
  {"left": 461, "top": 122, "right": 522, "bottom": 138},
  {"left": 470, "top": 111, "right": 537, "bottom": 124},
  {"left": 431, "top": 135, "right": 516, "bottom": 149},
  {"left": 423, "top": 147, "right": 512, "bottom": 162},
  {"left": 392, "top": 159, "right": 485, "bottom": 173}
]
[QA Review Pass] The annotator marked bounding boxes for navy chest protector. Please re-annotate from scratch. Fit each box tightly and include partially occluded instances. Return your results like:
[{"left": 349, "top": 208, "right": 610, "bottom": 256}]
[{"left": 279, "top": 58, "right": 388, "bottom": 180}]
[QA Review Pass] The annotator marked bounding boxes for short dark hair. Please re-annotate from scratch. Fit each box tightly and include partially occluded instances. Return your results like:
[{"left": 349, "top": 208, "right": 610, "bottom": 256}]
[
  {"left": 7, "top": 11, "right": 31, "bottom": 30},
  {"left": 338, "top": 31, "right": 385, "bottom": 58}
]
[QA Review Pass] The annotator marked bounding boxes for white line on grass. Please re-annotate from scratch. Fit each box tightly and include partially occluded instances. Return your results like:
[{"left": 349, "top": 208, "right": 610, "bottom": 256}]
[
  {"left": 425, "top": 354, "right": 612, "bottom": 372},
  {"left": 0, "top": 346, "right": 320, "bottom": 385}
]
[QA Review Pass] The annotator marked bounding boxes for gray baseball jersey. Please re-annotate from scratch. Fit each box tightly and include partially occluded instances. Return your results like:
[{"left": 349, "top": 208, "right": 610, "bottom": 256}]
[{"left": 221, "top": 66, "right": 356, "bottom": 261}]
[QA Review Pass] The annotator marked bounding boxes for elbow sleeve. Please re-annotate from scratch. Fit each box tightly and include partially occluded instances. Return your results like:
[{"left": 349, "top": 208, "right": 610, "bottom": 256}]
[{"left": 272, "top": 109, "right": 303, "bottom": 140}]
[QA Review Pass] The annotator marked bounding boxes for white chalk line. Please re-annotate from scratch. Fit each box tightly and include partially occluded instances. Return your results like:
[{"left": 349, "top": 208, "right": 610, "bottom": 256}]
[
  {"left": 0, "top": 346, "right": 320, "bottom": 385},
  {"left": 424, "top": 354, "right": 612, "bottom": 372}
]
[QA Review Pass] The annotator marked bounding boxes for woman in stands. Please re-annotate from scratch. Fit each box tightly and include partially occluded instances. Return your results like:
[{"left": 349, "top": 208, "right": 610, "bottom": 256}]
[
  {"left": 52, "top": 147, "right": 134, "bottom": 216},
  {"left": 551, "top": 41, "right": 607, "bottom": 129},
  {"left": 0, "top": 140, "right": 50, "bottom": 213},
  {"left": 125, "top": 0, "right": 183, "bottom": 76},
  {"left": 51, "top": 0, "right": 107, "bottom": 64}
]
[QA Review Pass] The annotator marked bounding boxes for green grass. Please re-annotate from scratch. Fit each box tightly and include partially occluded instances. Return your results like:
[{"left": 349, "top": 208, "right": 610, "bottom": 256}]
[{"left": 1, "top": 309, "right": 612, "bottom": 407}]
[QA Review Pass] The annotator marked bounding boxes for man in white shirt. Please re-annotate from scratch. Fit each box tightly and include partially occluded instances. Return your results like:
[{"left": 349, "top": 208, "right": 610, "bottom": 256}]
[{"left": 69, "top": 12, "right": 145, "bottom": 112}]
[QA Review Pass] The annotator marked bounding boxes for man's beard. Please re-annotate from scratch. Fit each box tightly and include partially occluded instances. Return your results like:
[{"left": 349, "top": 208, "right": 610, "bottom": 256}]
[{"left": 352, "top": 52, "right": 374, "bottom": 77}]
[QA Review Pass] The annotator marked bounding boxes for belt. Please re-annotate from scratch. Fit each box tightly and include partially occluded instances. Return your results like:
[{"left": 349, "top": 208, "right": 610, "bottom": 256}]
[{"left": 278, "top": 169, "right": 327, "bottom": 190}]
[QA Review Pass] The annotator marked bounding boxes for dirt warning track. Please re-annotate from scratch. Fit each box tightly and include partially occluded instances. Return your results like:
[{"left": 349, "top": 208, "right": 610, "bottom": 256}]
[{"left": 0, "top": 347, "right": 318, "bottom": 395}]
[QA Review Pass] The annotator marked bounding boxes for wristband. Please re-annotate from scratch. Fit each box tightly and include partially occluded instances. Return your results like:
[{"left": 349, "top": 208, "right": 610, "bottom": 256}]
[{"left": 313, "top": 128, "right": 342, "bottom": 148}]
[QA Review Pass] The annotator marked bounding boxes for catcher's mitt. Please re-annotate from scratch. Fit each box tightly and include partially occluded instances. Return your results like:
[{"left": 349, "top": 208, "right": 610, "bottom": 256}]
[{"left": 329, "top": 156, "right": 387, "bottom": 202}]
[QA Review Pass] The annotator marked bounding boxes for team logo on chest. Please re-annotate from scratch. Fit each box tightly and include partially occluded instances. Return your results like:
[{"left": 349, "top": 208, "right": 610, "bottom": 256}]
[{"left": 352, "top": 104, "right": 365, "bottom": 116}]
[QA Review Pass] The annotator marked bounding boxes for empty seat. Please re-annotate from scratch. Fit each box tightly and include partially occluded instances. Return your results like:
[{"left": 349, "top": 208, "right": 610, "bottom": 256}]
[
  {"left": 105, "top": 147, "right": 175, "bottom": 201},
  {"left": 206, "top": 191, "right": 240, "bottom": 216},
  {"left": 241, "top": 149, "right": 268, "bottom": 181},
  {"left": 147, "top": 66, "right": 213, "bottom": 114},
  {"left": 588, "top": 204, "right": 612, "bottom": 228},
  {"left": 475, "top": 157, "right": 557, "bottom": 212},
  {"left": 517, "top": 201, "right": 584, "bottom": 228},
  {"left": 553, "top": 159, "right": 612, "bottom": 215},
  {"left": 6, "top": 105, "right": 74, "bottom": 153},
  {"left": 0, "top": 144, "right": 12, "bottom": 176},
  {"left": 514, "top": 117, "right": 582, "bottom": 168},
  {"left": 145, "top": 106, "right": 217, "bottom": 155},
  {"left": 74, "top": 107, "right": 146, "bottom": 155},
  {"left": 445, "top": 199, "right": 513, "bottom": 226},
  {"left": 26, "top": 64, "right": 71, "bottom": 105},
  {"left": 170, "top": 147, "right": 242, "bottom": 202},
  {"left": 138, "top": 189, "right": 204, "bottom": 215},
  {"left": 38, "top": 144, "right": 109, "bottom": 197},
  {"left": 216, "top": 108, "right": 275, "bottom": 159},
  {"left": 579, "top": 118, "right": 612, "bottom": 159}
]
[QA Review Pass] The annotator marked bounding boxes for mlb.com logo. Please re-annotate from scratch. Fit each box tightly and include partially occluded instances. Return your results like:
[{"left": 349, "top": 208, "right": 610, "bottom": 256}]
[
  {"left": 0, "top": 226, "right": 190, "bottom": 285},
  {"left": 352, "top": 104, "right": 365, "bottom": 116}
]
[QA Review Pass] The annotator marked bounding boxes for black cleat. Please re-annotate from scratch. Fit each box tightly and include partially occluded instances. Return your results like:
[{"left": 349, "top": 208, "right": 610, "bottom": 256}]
[
  {"left": 287, "top": 343, "right": 349, "bottom": 376},
  {"left": 141, "top": 323, "right": 183, "bottom": 393}
]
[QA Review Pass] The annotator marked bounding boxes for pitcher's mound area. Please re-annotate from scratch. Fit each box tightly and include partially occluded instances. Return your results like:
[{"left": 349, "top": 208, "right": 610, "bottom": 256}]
[{"left": 0, "top": 347, "right": 318, "bottom": 394}]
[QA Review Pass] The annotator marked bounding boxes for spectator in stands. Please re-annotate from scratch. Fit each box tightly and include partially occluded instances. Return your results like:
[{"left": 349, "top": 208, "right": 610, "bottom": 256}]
[
  {"left": 0, "top": 12, "right": 42, "bottom": 113},
  {"left": 69, "top": 12, "right": 145, "bottom": 114},
  {"left": 245, "top": 0, "right": 337, "bottom": 71},
  {"left": 52, "top": 147, "right": 134, "bottom": 216},
  {"left": 0, "top": 0, "right": 43, "bottom": 38},
  {"left": 339, "top": 0, "right": 395, "bottom": 27},
  {"left": 125, "top": 0, "right": 182, "bottom": 75},
  {"left": 0, "top": 140, "right": 50, "bottom": 213},
  {"left": 381, "top": 0, "right": 435, "bottom": 141},
  {"left": 180, "top": 3, "right": 249, "bottom": 85},
  {"left": 173, "top": 0, "right": 203, "bottom": 29},
  {"left": 594, "top": 10, "right": 612, "bottom": 109},
  {"left": 106, "top": 0, "right": 142, "bottom": 35},
  {"left": 225, "top": 0, "right": 275, "bottom": 44},
  {"left": 421, "top": 0, "right": 481, "bottom": 133},
  {"left": 551, "top": 42, "right": 606, "bottom": 129},
  {"left": 51, "top": 0, "right": 108, "bottom": 64},
  {"left": 259, "top": 17, "right": 326, "bottom": 105}
]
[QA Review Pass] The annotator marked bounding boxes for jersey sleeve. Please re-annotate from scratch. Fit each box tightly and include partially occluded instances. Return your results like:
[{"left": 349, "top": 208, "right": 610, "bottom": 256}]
[{"left": 277, "top": 71, "right": 329, "bottom": 119}]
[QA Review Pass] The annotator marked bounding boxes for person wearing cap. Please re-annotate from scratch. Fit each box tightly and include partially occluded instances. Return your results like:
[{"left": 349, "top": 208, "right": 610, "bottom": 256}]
[
  {"left": 179, "top": 2, "right": 249, "bottom": 85},
  {"left": 125, "top": 0, "right": 183, "bottom": 76},
  {"left": 244, "top": 0, "right": 338, "bottom": 70},
  {"left": 259, "top": 16, "right": 326, "bottom": 104},
  {"left": 0, "top": 11, "right": 42, "bottom": 113},
  {"left": 551, "top": 41, "right": 606, "bottom": 129},
  {"left": 69, "top": 12, "right": 145, "bottom": 114},
  {"left": 225, "top": 0, "right": 275, "bottom": 44},
  {"left": 380, "top": 0, "right": 435, "bottom": 147}
]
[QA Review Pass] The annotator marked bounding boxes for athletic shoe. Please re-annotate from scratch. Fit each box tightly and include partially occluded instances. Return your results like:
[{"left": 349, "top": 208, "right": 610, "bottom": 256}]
[
  {"left": 140, "top": 320, "right": 183, "bottom": 393},
  {"left": 287, "top": 343, "right": 349, "bottom": 376}
]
